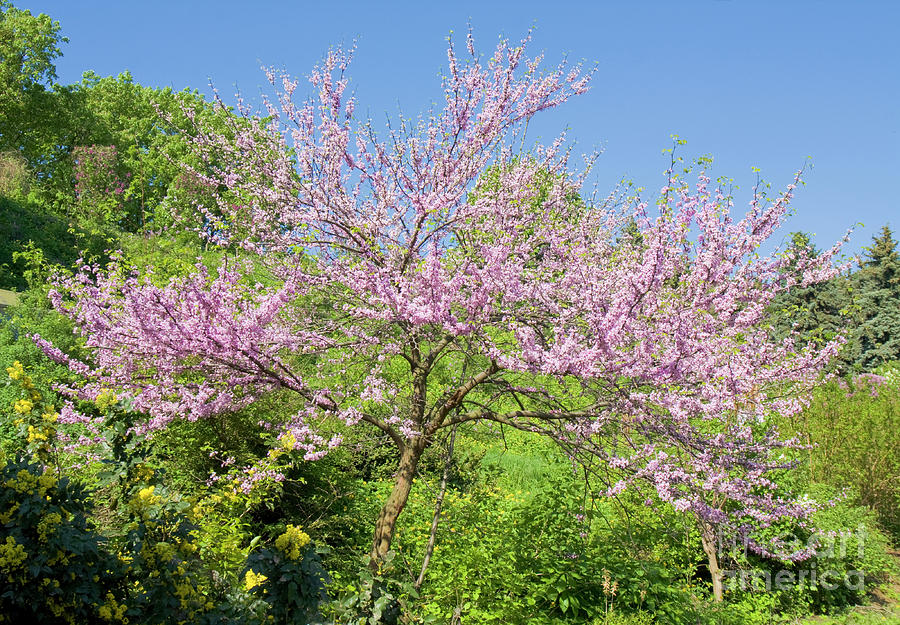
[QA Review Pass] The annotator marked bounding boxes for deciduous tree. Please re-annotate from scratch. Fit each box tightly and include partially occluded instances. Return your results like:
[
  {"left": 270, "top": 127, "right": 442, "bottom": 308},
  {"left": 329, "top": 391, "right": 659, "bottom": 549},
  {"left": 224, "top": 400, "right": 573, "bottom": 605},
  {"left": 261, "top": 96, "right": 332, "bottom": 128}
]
[{"left": 38, "top": 32, "right": 845, "bottom": 568}]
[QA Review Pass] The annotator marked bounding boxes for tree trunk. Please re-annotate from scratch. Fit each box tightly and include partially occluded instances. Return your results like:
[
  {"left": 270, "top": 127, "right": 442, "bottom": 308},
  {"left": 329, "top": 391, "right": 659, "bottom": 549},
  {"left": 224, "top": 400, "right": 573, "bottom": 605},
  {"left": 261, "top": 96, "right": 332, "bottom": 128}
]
[
  {"left": 370, "top": 439, "right": 426, "bottom": 569},
  {"left": 700, "top": 523, "right": 724, "bottom": 602}
]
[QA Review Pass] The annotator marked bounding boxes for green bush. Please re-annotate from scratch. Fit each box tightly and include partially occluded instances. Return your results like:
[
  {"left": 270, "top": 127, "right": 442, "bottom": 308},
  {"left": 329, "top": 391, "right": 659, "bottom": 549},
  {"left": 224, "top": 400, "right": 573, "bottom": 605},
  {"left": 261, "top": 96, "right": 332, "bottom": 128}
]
[
  {"left": 0, "top": 456, "right": 126, "bottom": 623},
  {"left": 242, "top": 524, "right": 328, "bottom": 624},
  {"left": 793, "top": 372, "right": 900, "bottom": 539},
  {"left": 328, "top": 439, "right": 705, "bottom": 625},
  {"left": 1, "top": 361, "right": 330, "bottom": 624}
]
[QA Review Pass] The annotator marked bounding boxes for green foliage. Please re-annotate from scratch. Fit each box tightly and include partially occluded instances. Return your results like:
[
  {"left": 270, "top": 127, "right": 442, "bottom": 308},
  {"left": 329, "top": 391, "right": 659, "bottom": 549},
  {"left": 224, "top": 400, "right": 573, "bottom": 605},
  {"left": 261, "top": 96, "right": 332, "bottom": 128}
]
[
  {"left": 327, "top": 551, "right": 412, "bottom": 625},
  {"left": 318, "top": 432, "right": 704, "bottom": 625},
  {"left": 793, "top": 373, "right": 900, "bottom": 539},
  {"left": 0, "top": 1, "right": 66, "bottom": 172},
  {"left": 0, "top": 456, "right": 125, "bottom": 623},
  {"left": 804, "top": 484, "right": 897, "bottom": 611},
  {"left": 853, "top": 227, "right": 900, "bottom": 369},
  {"left": 0, "top": 1, "right": 63, "bottom": 92},
  {"left": 243, "top": 534, "right": 329, "bottom": 624},
  {"left": 798, "top": 607, "right": 900, "bottom": 625},
  {"left": 713, "top": 488, "right": 896, "bottom": 620},
  {"left": 58, "top": 71, "right": 232, "bottom": 232},
  {"left": 591, "top": 613, "right": 657, "bottom": 625},
  {"left": 72, "top": 144, "right": 129, "bottom": 226},
  {"left": 771, "top": 227, "right": 900, "bottom": 371},
  {"left": 299, "top": 422, "right": 900, "bottom": 624},
  {"left": 0, "top": 195, "right": 113, "bottom": 291},
  {"left": 0, "top": 149, "right": 28, "bottom": 197}
]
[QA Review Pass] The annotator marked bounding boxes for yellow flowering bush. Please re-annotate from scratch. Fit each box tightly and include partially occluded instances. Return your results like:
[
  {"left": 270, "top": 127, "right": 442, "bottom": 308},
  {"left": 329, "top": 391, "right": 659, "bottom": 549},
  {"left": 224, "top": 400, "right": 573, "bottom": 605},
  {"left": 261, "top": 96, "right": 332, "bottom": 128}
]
[
  {"left": 1, "top": 362, "right": 326, "bottom": 623},
  {"left": 278, "top": 430, "right": 297, "bottom": 452},
  {"left": 0, "top": 457, "right": 128, "bottom": 623},
  {"left": 94, "top": 389, "right": 119, "bottom": 412},
  {"left": 36, "top": 511, "right": 62, "bottom": 542},
  {"left": 274, "top": 524, "right": 311, "bottom": 561},
  {"left": 26, "top": 424, "right": 48, "bottom": 443},
  {"left": 137, "top": 484, "right": 161, "bottom": 504},
  {"left": 5, "top": 362, "right": 59, "bottom": 464},
  {"left": 2, "top": 467, "right": 56, "bottom": 496},
  {"left": 128, "top": 485, "right": 164, "bottom": 521},
  {"left": 242, "top": 524, "right": 327, "bottom": 624},
  {"left": 96, "top": 592, "right": 128, "bottom": 623}
]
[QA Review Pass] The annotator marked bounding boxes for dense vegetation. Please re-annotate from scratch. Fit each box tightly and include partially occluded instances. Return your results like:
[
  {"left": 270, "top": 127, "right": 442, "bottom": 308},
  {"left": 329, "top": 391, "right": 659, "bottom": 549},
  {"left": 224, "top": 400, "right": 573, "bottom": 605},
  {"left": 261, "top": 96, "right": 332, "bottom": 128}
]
[{"left": 1, "top": 3, "right": 899, "bottom": 624}]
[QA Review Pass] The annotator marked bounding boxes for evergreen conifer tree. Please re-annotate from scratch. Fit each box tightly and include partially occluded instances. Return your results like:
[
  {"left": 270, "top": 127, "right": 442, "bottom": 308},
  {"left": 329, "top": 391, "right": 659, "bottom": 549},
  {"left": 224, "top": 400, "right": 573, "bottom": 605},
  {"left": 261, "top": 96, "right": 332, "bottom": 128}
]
[{"left": 853, "top": 225, "right": 900, "bottom": 368}]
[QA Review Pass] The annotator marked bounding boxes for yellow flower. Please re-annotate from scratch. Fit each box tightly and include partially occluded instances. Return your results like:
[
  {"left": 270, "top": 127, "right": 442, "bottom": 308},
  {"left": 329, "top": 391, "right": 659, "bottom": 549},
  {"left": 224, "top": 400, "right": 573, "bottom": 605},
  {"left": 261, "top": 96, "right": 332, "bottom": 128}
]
[
  {"left": 244, "top": 570, "right": 268, "bottom": 590},
  {"left": 133, "top": 465, "right": 154, "bottom": 482},
  {"left": 95, "top": 389, "right": 118, "bottom": 411},
  {"left": 37, "top": 512, "right": 62, "bottom": 542},
  {"left": 27, "top": 425, "right": 49, "bottom": 443},
  {"left": 278, "top": 431, "right": 297, "bottom": 452},
  {"left": 13, "top": 399, "right": 33, "bottom": 414},
  {"left": 274, "top": 524, "right": 311, "bottom": 561},
  {"left": 96, "top": 592, "right": 127, "bottom": 623},
  {"left": 5, "top": 361, "right": 23, "bottom": 381},
  {"left": 0, "top": 505, "right": 15, "bottom": 524},
  {"left": 130, "top": 485, "right": 162, "bottom": 516},
  {"left": 37, "top": 472, "right": 57, "bottom": 496},
  {"left": 0, "top": 537, "right": 27, "bottom": 571}
]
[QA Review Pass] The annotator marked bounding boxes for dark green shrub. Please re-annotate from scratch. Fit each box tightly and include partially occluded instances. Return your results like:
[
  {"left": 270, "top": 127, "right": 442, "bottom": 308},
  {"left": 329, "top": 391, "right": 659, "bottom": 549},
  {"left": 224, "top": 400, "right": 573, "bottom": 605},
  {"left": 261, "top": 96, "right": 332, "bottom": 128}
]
[
  {"left": 243, "top": 524, "right": 329, "bottom": 624},
  {"left": 0, "top": 456, "right": 126, "bottom": 624}
]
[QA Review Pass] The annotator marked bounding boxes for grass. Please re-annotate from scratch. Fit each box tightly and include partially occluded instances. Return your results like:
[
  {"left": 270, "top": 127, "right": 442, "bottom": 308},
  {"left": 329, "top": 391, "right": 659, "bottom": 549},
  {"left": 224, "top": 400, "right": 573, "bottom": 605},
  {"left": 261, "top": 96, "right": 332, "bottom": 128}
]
[{"left": 0, "top": 289, "right": 17, "bottom": 308}]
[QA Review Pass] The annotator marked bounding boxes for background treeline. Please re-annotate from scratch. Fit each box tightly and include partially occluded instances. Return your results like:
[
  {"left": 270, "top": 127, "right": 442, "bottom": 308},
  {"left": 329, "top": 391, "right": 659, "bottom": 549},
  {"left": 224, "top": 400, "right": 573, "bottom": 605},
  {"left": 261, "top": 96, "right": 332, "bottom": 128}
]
[
  {"left": 773, "top": 229, "right": 900, "bottom": 371},
  {"left": 1, "top": 3, "right": 899, "bottom": 625},
  {"left": 0, "top": 0, "right": 229, "bottom": 291}
]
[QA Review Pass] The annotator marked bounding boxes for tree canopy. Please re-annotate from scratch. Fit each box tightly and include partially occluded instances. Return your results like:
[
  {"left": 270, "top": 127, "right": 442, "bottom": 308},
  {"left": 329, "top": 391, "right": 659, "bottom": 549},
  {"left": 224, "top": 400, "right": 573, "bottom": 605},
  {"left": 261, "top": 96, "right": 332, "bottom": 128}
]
[{"left": 37, "top": 34, "right": 848, "bottom": 568}]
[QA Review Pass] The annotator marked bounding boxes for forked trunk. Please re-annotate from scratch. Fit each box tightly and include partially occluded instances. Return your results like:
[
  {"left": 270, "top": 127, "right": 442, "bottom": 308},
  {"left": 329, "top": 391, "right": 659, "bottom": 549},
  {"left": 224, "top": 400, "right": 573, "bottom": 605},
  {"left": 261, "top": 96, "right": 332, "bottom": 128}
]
[{"left": 369, "top": 440, "right": 425, "bottom": 568}]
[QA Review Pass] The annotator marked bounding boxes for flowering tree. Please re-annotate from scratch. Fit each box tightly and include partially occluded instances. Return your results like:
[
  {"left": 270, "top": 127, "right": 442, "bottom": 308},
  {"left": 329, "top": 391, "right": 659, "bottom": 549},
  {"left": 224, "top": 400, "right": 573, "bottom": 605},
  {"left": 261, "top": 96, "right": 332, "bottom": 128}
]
[{"left": 38, "top": 32, "right": 845, "bottom": 568}]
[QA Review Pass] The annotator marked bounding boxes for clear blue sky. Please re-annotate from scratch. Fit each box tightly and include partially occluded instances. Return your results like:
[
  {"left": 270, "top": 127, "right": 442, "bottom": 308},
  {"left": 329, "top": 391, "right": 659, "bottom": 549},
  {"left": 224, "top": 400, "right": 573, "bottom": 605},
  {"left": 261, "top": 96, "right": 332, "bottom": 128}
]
[{"left": 23, "top": 0, "right": 900, "bottom": 259}]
